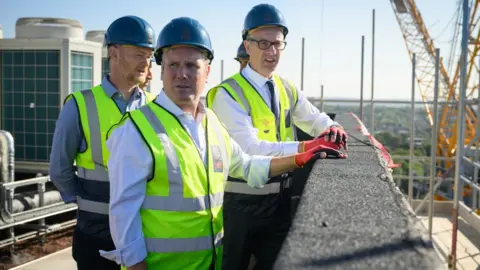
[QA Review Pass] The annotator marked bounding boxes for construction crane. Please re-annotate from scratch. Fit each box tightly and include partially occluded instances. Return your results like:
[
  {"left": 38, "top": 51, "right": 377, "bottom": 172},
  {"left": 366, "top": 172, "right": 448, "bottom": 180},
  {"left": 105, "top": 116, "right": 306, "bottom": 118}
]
[{"left": 390, "top": 0, "right": 479, "bottom": 174}]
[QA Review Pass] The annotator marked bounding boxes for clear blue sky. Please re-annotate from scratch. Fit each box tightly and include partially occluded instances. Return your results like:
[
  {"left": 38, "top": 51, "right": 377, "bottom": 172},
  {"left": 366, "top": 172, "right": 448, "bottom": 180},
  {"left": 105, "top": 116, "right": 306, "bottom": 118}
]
[{"left": 0, "top": 0, "right": 458, "bottom": 100}]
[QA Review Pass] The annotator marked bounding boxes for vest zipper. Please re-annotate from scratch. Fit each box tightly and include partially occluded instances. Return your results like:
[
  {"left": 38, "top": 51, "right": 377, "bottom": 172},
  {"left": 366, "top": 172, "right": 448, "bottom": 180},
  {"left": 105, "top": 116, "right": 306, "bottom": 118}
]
[
  {"left": 205, "top": 117, "right": 217, "bottom": 270},
  {"left": 155, "top": 104, "right": 217, "bottom": 268}
]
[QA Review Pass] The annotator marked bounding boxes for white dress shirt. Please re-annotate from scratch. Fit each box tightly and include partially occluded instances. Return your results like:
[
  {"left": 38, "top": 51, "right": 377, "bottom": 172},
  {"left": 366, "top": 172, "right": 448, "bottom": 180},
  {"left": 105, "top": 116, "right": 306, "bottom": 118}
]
[
  {"left": 210, "top": 64, "right": 339, "bottom": 157},
  {"left": 99, "top": 90, "right": 273, "bottom": 267}
]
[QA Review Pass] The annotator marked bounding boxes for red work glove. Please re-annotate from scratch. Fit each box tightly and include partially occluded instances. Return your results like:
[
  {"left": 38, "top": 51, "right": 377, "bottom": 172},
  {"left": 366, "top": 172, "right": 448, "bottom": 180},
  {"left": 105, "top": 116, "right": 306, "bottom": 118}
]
[
  {"left": 317, "top": 126, "right": 348, "bottom": 151},
  {"left": 302, "top": 137, "right": 344, "bottom": 152},
  {"left": 294, "top": 145, "right": 348, "bottom": 168}
]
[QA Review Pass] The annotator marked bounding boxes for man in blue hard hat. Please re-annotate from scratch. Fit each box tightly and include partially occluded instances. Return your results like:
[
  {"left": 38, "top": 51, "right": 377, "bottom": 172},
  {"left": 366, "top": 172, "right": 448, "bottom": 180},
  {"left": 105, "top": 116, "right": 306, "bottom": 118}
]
[
  {"left": 49, "top": 15, "right": 156, "bottom": 270},
  {"left": 206, "top": 3, "right": 348, "bottom": 270},
  {"left": 139, "top": 58, "right": 154, "bottom": 91},
  {"left": 100, "top": 16, "right": 345, "bottom": 270},
  {"left": 235, "top": 42, "right": 249, "bottom": 71}
]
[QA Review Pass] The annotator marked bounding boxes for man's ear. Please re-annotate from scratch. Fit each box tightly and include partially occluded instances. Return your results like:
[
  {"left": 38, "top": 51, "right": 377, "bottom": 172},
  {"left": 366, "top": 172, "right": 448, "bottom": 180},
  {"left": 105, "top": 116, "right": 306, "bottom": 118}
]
[
  {"left": 108, "top": 46, "right": 118, "bottom": 61},
  {"left": 160, "top": 65, "right": 164, "bottom": 81},
  {"left": 244, "top": 40, "right": 251, "bottom": 56},
  {"left": 205, "top": 64, "right": 211, "bottom": 84}
]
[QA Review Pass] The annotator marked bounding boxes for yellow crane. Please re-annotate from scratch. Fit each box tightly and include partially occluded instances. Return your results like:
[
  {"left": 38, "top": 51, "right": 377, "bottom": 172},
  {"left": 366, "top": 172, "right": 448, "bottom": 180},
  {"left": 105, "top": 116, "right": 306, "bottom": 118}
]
[{"left": 390, "top": 0, "right": 478, "bottom": 174}]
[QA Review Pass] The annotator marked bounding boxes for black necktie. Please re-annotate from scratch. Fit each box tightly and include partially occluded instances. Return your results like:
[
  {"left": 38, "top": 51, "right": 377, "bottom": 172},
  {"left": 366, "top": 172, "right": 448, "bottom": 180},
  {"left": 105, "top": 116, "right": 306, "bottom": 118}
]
[{"left": 266, "top": 80, "right": 278, "bottom": 119}]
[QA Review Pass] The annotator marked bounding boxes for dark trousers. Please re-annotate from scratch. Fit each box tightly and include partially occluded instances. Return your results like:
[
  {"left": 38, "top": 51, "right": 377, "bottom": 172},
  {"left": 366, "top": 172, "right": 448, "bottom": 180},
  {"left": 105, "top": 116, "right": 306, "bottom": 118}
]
[
  {"left": 72, "top": 227, "right": 120, "bottom": 270},
  {"left": 222, "top": 196, "right": 291, "bottom": 270}
]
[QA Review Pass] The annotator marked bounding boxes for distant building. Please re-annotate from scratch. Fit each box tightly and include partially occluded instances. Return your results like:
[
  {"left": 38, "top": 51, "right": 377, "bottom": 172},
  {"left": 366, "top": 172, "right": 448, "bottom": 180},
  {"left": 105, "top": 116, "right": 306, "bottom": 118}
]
[{"left": 0, "top": 17, "right": 102, "bottom": 173}]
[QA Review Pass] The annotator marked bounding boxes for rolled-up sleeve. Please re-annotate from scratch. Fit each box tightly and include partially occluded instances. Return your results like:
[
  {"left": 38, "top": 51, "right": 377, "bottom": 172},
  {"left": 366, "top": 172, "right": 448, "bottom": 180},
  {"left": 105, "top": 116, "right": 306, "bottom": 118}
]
[
  {"left": 227, "top": 138, "right": 273, "bottom": 188},
  {"left": 48, "top": 99, "right": 83, "bottom": 203},
  {"left": 99, "top": 119, "right": 152, "bottom": 267},
  {"left": 292, "top": 90, "right": 340, "bottom": 137}
]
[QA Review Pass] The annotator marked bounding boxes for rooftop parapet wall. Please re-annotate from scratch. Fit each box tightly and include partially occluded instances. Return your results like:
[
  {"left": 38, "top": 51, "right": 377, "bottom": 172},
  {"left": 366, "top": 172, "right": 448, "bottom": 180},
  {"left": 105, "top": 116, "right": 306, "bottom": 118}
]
[{"left": 274, "top": 113, "right": 444, "bottom": 270}]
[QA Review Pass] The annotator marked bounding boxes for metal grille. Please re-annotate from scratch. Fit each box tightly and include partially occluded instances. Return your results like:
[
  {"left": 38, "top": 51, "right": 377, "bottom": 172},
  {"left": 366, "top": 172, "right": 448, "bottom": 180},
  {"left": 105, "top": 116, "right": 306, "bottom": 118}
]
[{"left": 0, "top": 49, "right": 60, "bottom": 162}]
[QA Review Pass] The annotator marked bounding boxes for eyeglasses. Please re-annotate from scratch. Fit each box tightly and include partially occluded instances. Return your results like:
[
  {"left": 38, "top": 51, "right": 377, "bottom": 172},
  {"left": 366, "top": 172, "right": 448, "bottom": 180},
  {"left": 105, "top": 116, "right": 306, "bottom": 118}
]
[{"left": 247, "top": 38, "right": 287, "bottom": 51}]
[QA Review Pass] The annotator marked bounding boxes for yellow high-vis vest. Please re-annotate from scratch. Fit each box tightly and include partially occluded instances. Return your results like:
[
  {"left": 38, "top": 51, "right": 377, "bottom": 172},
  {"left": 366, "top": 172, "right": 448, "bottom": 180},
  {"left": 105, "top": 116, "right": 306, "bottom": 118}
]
[
  {"left": 109, "top": 102, "right": 232, "bottom": 270},
  {"left": 206, "top": 73, "right": 298, "bottom": 143},
  {"left": 206, "top": 73, "right": 298, "bottom": 196},
  {"left": 64, "top": 85, "right": 155, "bottom": 217}
]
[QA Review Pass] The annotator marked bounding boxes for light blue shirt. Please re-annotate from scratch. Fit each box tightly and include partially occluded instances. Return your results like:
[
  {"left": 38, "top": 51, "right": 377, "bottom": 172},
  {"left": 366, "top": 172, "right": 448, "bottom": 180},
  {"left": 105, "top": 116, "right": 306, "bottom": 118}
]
[
  {"left": 100, "top": 90, "right": 273, "bottom": 267},
  {"left": 49, "top": 75, "right": 151, "bottom": 203}
]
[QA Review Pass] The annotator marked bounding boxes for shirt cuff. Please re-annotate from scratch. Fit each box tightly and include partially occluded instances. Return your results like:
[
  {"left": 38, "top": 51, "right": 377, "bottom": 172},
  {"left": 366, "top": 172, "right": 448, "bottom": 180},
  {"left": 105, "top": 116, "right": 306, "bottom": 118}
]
[
  {"left": 246, "top": 156, "right": 273, "bottom": 188},
  {"left": 99, "top": 236, "right": 147, "bottom": 267},
  {"left": 283, "top": 142, "right": 300, "bottom": 156}
]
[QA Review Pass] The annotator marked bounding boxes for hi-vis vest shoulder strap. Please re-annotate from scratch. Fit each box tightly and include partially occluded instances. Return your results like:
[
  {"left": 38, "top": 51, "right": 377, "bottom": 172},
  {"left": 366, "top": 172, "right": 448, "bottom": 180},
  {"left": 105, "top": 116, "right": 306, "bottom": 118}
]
[
  {"left": 206, "top": 73, "right": 299, "bottom": 143},
  {"left": 63, "top": 85, "right": 155, "bottom": 217},
  {"left": 113, "top": 102, "right": 232, "bottom": 269}
]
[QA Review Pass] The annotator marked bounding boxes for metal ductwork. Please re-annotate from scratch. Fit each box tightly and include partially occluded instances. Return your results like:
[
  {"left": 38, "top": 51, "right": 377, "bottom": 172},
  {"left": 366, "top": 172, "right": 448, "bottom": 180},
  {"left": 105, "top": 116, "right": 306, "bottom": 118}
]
[
  {"left": 0, "top": 131, "right": 14, "bottom": 184},
  {"left": 15, "top": 17, "right": 84, "bottom": 39},
  {"left": 12, "top": 190, "right": 63, "bottom": 213},
  {"left": 85, "top": 30, "right": 105, "bottom": 43},
  {"left": 0, "top": 131, "right": 63, "bottom": 216}
]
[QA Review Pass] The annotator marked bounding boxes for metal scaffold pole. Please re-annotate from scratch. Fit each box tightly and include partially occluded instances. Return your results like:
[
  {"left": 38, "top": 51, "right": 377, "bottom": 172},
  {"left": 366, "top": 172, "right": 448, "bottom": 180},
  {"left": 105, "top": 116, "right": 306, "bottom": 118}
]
[
  {"left": 408, "top": 53, "right": 416, "bottom": 204},
  {"left": 428, "top": 48, "right": 440, "bottom": 239},
  {"left": 301, "top": 37, "right": 305, "bottom": 91},
  {"left": 449, "top": 0, "right": 469, "bottom": 268},
  {"left": 370, "top": 8, "right": 376, "bottom": 133},
  {"left": 220, "top": 59, "right": 224, "bottom": 82},
  {"left": 360, "top": 35, "right": 365, "bottom": 121}
]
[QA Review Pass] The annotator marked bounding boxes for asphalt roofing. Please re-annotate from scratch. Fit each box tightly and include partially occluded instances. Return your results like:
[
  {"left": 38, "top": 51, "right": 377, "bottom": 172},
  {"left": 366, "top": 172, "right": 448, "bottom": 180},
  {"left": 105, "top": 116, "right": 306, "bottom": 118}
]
[{"left": 273, "top": 113, "right": 444, "bottom": 270}]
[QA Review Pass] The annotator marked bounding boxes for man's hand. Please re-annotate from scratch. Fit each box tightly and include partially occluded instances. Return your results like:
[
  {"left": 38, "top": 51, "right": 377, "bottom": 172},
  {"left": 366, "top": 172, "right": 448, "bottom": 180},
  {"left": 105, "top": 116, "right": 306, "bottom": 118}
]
[
  {"left": 300, "top": 136, "right": 344, "bottom": 153},
  {"left": 318, "top": 126, "right": 348, "bottom": 151},
  {"left": 126, "top": 260, "right": 147, "bottom": 270},
  {"left": 294, "top": 145, "right": 347, "bottom": 168}
]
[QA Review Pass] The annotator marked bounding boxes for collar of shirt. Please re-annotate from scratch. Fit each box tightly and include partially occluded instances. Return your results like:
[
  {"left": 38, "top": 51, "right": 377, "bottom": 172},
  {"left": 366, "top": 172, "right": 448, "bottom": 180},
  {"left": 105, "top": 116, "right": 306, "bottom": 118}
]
[
  {"left": 154, "top": 90, "right": 207, "bottom": 124},
  {"left": 241, "top": 63, "right": 274, "bottom": 89},
  {"left": 101, "top": 75, "right": 143, "bottom": 100}
]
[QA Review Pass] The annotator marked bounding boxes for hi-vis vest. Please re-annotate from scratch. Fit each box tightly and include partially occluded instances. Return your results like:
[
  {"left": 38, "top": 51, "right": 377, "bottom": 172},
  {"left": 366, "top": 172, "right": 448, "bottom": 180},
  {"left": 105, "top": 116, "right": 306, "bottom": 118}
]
[
  {"left": 108, "top": 102, "right": 232, "bottom": 270},
  {"left": 64, "top": 85, "right": 155, "bottom": 222},
  {"left": 206, "top": 73, "right": 298, "bottom": 195},
  {"left": 207, "top": 73, "right": 298, "bottom": 142}
]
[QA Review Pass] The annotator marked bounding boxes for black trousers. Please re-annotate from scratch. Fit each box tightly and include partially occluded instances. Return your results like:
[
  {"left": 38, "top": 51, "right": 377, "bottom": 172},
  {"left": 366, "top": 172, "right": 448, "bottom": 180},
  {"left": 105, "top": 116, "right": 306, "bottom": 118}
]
[
  {"left": 72, "top": 228, "right": 120, "bottom": 270},
  {"left": 222, "top": 196, "right": 291, "bottom": 270}
]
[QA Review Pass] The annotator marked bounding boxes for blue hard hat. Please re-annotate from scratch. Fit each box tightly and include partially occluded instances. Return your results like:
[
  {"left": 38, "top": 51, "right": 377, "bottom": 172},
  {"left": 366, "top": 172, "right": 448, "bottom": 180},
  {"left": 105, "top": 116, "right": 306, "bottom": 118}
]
[
  {"left": 234, "top": 42, "right": 249, "bottom": 61},
  {"left": 154, "top": 17, "right": 214, "bottom": 65},
  {"left": 242, "top": 4, "right": 288, "bottom": 40},
  {"left": 104, "top": 15, "right": 155, "bottom": 49}
]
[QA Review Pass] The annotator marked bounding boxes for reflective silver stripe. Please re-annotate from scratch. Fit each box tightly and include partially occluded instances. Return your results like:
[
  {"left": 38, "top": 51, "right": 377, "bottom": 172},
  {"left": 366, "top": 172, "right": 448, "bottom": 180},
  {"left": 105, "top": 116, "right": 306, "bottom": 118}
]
[
  {"left": 145, "top": 231, "right": 223, "bottom": 253},
  {"left": 278, "top": 76, "right": 296, "bottom": 108},
  {"left": 140, "top": 106, "right": 224, "bottom": 211},
  {"left": 81, "top": 90, "right": 106, "bottom": 173},
  {"left": 277, "top": 76, "right": 298, "bottom": 140},
  {"left": 224, "top": 182, "right": 281, "bottom": 195},
  {"left": 223, "top": 78, "right": 251, "bottom": 115},
  {"left": 76, "top": 166, "right": 109, "bottom": 181},
  {"left": 206, "top": 110, "right": 230, "bottom": 182},
  {"left": 143, "top": 191, "right": 224, "bottom": 211},
  {"left": 76, "top": 196, "right": 109, "bottom": 215}
]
